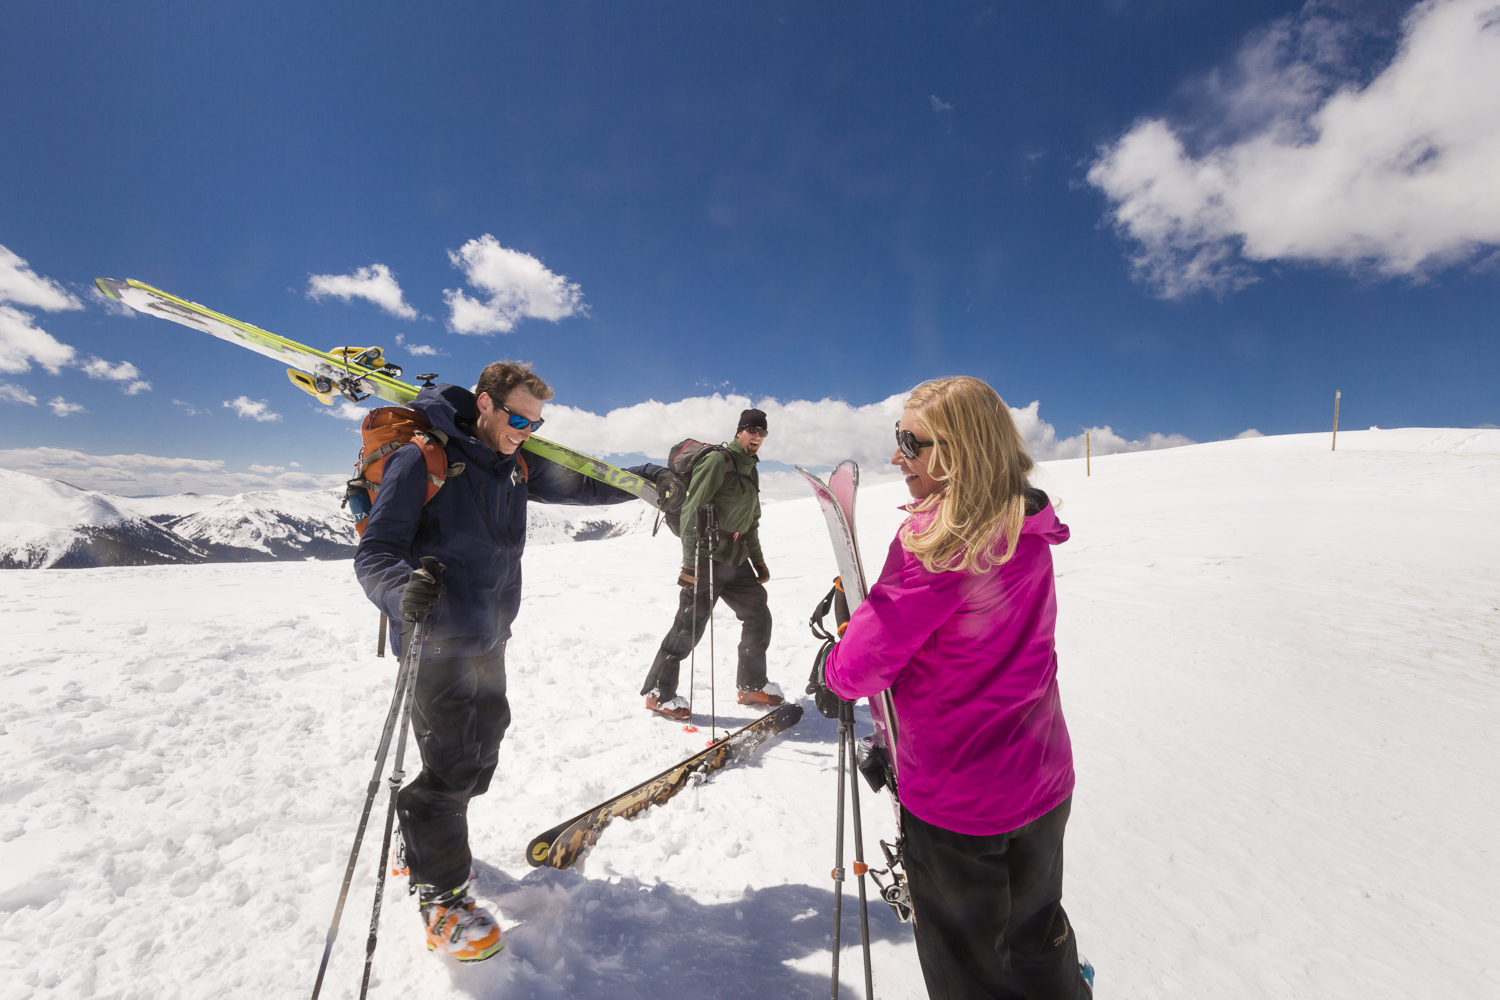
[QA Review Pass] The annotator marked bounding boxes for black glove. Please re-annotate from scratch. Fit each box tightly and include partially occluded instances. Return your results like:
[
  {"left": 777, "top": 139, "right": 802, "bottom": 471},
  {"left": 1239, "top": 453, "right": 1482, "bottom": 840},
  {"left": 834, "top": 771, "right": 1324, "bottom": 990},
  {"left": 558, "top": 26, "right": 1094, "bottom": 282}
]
[
  {"left": 833, "top": 575, "right": 850, "bottom": 637},
  {"left": 754, "top": 561, "right": 770, "bottom": 585},
  {"left": 806, "top": 643, "right": 847, "bottom": 720},
  {"left": 678, "top": 565, "right": 697, "bottom": 591},
  {"left": 399, "top": 557, "right": 446, "bottom": 622},
  {"left": 654, "top": 468, "right": 686, "bottom": 516}
]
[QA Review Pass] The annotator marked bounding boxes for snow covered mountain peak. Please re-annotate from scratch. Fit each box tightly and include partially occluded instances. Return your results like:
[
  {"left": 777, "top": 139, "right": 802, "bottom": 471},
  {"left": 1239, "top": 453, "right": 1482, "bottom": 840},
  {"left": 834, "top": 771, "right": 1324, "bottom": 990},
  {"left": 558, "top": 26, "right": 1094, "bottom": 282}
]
[
  {"left": 1, "top": 468, "right": 659, "bottom": 568},
  {"left": 0, "top": 468, "right": 208, "bottom": 569}
]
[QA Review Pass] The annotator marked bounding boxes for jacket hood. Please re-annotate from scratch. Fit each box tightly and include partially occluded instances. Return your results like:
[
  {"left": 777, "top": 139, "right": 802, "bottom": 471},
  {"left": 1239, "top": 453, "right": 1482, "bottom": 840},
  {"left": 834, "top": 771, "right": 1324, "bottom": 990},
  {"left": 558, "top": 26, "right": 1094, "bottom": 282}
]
[
  {"left": 726, "top": 438, "right": 760, "bottom": 471},
  {"left": 410, "top": 384, "right": 503, "bottom": 465},
  {"left": 901, "top": 486, "right": 1070, "bottom": 548},
  {"left": 1022, "top": 499, "right": 1070, "bottom": 546}
]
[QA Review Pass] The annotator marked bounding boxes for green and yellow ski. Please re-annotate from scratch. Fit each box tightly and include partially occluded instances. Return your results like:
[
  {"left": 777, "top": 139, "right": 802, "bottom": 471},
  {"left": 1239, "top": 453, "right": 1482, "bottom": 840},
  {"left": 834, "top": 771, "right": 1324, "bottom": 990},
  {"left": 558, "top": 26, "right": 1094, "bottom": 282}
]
[{"left": 95, "top": 277, "right": 664, "bottom": 508}]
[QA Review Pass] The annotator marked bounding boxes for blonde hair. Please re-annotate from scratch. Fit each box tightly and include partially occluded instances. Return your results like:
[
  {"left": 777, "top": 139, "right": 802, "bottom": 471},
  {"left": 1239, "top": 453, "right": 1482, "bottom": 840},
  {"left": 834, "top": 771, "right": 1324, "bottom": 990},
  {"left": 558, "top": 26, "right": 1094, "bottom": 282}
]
[{"left": 900, "top": 376, "right": 1035, "bottom": 574}]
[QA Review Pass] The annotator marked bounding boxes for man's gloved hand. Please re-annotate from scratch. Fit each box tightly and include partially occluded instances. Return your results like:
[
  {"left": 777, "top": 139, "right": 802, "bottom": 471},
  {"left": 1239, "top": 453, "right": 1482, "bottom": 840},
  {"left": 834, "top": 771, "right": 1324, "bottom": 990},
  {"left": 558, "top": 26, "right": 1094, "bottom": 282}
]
[
  {"left": 678, "top": 565, "right": 697, "bottom": 591},
  {"left": 654, "top": 468, "right": 686, "bottom": 515},
  {"left": 753, "top": 561, "right": 770, "bottom": 585},
  {"left": 833, "top": 575, "right": 850, "bottom": 637},
  {"left": 399, "top": 557, "right": 446, "bottom": 622}
]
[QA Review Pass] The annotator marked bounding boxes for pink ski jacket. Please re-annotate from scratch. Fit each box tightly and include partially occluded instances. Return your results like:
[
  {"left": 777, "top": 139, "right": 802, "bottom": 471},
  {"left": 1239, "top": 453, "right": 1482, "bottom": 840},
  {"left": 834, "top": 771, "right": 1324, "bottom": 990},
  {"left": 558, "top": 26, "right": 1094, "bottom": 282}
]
[{"left": 824, "top": 493, "right": 1074, "bottom": 836}]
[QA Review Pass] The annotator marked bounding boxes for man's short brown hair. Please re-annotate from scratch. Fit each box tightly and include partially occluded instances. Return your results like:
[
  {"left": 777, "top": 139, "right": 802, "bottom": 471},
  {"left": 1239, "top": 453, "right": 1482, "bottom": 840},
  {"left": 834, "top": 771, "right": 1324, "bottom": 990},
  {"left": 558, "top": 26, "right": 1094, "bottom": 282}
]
[{"left": 475, "top": 360, "right": 554, "bottom": 405}]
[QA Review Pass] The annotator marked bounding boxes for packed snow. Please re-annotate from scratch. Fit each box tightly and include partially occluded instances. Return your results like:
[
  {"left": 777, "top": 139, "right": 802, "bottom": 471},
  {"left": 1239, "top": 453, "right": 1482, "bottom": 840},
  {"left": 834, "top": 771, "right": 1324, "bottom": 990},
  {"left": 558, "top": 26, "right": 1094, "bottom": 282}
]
[{"left": 1, "top": 428, "right": 1497, "bottom": 999}]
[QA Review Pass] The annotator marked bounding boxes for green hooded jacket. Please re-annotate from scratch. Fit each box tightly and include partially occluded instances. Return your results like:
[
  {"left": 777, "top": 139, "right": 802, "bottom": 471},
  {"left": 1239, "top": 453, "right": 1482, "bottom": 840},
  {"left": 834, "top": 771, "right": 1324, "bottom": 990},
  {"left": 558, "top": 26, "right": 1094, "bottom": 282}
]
[{"left": 680, "top": 439, "right": 763, "bottom": 567}]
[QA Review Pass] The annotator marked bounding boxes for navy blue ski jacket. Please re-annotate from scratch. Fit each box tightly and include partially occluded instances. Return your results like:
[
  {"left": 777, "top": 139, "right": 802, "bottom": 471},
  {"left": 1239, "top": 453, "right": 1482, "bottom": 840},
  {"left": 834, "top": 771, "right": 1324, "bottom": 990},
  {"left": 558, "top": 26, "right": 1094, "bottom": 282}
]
[{"left": 354, "top": 383, "right": 660, "bottom": 657}]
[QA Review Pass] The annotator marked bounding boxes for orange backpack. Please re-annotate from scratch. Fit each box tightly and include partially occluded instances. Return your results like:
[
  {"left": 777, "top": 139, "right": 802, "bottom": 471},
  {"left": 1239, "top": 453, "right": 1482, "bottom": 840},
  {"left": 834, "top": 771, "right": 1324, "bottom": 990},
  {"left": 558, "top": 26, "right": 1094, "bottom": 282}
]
[{"left": 344, "top": 406, "right": 527, "bottom": 536}]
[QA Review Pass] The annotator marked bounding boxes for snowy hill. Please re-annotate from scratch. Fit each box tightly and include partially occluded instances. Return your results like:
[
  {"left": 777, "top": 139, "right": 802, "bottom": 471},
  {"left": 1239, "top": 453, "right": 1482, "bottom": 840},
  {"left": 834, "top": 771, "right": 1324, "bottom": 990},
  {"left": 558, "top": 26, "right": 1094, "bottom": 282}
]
[
  {"left": 1, "top": 428, "right": 1497, "bottom": 998},
  {"left": 0, "top": 468, "right": 208, "bottom": 568},
  {"left": 0, "top": 470, "right": 659, "bottom": 567},
  {"left": 120, "top": 490, "right": 233, "bottom": 523},
  {"left": 135, "top": 488, "right": 360, "bottom": 561},
  {"left": 526, "top": 498, "right": 659, "bottom": 544}
]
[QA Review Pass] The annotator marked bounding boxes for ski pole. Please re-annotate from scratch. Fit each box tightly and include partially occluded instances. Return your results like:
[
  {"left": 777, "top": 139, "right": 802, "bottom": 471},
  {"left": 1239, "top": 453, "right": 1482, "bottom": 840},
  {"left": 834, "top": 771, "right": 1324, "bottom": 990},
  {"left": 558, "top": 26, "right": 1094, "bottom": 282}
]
[
  {"left": 359, "top": 579, "right": 436, "bottom": 999},
  {"left": 688, "top": 504, "right": 705, "bottom": 717},
  {"left": 844, "top": 698, "right": 875, "bottom": 1000},
  {"left": 310, "top": 609, "right": 424, "bottom": 999},
  {"left": 830, "top": 704, "right": 848, "bottom": 999},
  {"left": 706, "top": 503, "right": 717, "bottom": 742}
]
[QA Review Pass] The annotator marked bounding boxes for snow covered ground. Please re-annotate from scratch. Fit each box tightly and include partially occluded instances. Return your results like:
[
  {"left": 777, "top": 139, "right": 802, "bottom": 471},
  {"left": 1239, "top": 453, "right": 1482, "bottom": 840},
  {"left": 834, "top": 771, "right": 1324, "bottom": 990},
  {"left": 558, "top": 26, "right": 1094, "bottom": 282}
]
[{"left": 2, "top": 427, "right": 1497, "bottom": 999}]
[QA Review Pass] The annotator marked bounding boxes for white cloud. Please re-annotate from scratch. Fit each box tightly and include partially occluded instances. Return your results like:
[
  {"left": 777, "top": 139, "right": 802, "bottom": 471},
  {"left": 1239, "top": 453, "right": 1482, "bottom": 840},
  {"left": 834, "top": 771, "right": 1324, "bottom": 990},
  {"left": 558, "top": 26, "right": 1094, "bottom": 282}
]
[
  {"left": 1088, "top": 0, "right": 1500, "bottom": 297},
  {"left": 307, "top": 263, "right": 419, "bottom": 319},
  {"left": 543, "top": 392, "right": 1192, "bottom": 467},
  {"left": 0, "top": 244, "right": 82, "bottom": 312},
  {"left": 290, "top": 461, "right": 301, "bottom": 468},
  {"left": 0, "top": 246, "right": 82, "bottom": 375},
  {"left": 395, "top": 332, "right": 439, "bottom": 357},
  {"left": 1, "top": 382, "right": 37, "bottom": 406},
  {"left": 1236, "top": 428, "right": 1266, "bottom": 439},
  {"left": 248, "top": 464, "right": 285, "bottom": 474},
  {"left": 80, "top": 356, "right": 152, "bottom": 395},
  {"left": 0, "top": 446, "right": 343, "bottom": 495},
  {"left": 444, "top": 235, "right": 586, "bottom": 335},
  {"left": 0, "top": 304, "right": 76, "bottom": 374},
  {"left": 224, "top": 396, "right": 282, "bottom": 422},
  {"left": 929, "top": 95, "right": 955, "bottom": 113},
  {"left": 0, "top": 246, "right": 154, "bottom": 387},
  {"left": 48, "top": 397, "right": 85, "bottom": 417},
  {"left": 321, "top": 399, "right": 375, "bottom": 423}
]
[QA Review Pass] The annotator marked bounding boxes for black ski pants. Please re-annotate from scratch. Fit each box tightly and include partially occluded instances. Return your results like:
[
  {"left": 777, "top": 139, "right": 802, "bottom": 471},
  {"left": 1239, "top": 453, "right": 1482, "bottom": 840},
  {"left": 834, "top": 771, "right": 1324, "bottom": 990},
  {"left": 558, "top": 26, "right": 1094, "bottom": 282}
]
[
  {"left": 904, "top": 796, "right": 1089, "bottom": 1000},
  {"left": 395, "top": 640, "right": 510, "bottom": 896},
  {"left": 640, "top": 557, "right": 772, "bottom": 699}
]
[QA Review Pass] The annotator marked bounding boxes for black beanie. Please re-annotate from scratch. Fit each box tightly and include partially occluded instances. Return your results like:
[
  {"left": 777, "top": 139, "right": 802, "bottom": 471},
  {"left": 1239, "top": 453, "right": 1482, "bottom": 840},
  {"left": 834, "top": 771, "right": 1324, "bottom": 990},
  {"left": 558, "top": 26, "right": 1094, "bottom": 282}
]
[{"left": 737, "top": 408, "right": 768, "bottom": 433}]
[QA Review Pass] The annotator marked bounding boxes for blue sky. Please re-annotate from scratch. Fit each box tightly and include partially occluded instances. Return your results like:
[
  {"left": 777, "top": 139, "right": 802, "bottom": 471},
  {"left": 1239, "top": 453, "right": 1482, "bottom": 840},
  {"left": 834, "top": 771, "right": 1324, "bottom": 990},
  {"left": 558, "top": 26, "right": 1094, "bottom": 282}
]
[{"left": 2, "top": 0, "right": 1496, "bottom": 495}]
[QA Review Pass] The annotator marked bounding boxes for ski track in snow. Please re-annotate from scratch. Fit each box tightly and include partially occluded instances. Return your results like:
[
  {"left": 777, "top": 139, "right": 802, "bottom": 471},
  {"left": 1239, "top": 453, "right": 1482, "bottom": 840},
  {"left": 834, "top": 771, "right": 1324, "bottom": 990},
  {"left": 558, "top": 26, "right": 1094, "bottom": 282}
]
[{"left": 1, "top": 428, "right": 1497, "bottom": 999}]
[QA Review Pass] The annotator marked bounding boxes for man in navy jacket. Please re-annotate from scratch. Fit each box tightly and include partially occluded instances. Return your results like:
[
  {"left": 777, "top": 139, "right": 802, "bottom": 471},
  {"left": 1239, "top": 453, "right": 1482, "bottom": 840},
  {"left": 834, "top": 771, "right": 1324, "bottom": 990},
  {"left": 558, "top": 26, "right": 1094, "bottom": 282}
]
[{"left": 355, "top": 359, "right": 662, "bottom": 962}]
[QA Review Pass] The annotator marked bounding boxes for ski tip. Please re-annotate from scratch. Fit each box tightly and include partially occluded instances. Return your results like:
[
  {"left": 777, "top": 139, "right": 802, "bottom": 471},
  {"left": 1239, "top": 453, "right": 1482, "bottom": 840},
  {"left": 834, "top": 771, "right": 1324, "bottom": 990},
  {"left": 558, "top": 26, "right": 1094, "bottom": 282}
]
[{"left": 94, "top": 277, "right": 127, "bottom": 302}]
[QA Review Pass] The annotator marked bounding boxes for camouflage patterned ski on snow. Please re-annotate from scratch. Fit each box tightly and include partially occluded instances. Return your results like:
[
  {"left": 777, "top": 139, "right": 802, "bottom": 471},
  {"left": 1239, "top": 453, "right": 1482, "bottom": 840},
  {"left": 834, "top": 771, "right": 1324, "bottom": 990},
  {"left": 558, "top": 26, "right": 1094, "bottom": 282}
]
[{"left": 526, "top": 704, "right": 803, "bottom": 870}]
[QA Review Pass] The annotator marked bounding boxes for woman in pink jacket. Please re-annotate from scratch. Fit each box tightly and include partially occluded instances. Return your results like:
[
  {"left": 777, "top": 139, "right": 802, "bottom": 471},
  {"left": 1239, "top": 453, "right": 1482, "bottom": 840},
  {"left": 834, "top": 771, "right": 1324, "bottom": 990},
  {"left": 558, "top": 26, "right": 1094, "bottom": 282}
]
[{"left": 822, "top": 376, "right": 1091, "bottom": 1000}]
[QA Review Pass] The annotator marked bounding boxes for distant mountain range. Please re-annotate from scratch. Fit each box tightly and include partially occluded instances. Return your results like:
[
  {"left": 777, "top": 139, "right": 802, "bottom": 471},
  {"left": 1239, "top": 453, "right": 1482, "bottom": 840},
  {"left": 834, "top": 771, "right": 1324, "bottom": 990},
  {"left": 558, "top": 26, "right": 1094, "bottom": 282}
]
[{"left": 0, "top": 468, "right": 657, "bottom": 569}]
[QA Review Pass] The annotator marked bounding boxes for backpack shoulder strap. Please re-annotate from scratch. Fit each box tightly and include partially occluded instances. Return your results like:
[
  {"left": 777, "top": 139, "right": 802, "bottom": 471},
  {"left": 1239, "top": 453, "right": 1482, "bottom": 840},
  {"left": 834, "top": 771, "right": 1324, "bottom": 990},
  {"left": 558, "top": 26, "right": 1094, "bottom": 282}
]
[{"left": 714, "top": 444, "right": 759, "bottom": 493}]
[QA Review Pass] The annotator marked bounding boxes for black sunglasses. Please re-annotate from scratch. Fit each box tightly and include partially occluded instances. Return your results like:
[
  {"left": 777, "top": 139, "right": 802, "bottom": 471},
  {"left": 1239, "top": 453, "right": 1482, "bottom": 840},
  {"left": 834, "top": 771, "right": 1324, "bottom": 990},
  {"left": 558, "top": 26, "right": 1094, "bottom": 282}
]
[
  {"left": 895, "top": 423, "right": 935, "bottom": 460},
  {"left": 498, "top": 401, "right": 544, "bottom": 432}
]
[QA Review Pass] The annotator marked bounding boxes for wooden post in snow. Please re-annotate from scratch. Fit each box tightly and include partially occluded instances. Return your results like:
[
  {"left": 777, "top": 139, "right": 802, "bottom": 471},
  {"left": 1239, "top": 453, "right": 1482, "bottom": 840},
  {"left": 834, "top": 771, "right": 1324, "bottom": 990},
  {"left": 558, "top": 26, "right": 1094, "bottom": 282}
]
[
  {"left": 1332, "top": 391, "right": 1341, "bottom": 451},
  {"left": 1086, "top": 433, "right": 1091, "bottom": 476}
]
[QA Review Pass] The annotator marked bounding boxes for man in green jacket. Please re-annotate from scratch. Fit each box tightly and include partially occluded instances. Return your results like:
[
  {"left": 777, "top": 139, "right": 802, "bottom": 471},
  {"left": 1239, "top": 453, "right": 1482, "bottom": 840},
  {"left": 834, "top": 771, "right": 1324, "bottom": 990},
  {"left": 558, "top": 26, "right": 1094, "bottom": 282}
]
[{"left": 640, "top": 408, "right": 781, "bottom": 720}]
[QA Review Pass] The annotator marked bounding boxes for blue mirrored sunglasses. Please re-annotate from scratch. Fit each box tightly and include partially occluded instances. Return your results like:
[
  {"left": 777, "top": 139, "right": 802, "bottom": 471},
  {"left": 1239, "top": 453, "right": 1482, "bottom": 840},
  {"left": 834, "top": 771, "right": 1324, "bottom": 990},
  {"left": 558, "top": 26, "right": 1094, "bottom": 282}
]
[{"left": 499, "top": 402, "right": 544, "bottom": 432}]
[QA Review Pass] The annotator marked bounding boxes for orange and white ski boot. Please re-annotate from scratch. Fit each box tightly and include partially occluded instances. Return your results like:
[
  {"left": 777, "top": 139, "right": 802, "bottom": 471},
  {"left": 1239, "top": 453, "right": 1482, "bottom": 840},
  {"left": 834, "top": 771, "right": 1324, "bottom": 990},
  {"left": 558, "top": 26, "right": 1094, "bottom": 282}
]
[
  {"left": 646, "top": 691, "right": 691, "bottom": 720},
  {"left": 419, "top": 884, "right": 504, "bottom": 963},
  {"left": 736, "top": 681, "right": 784, "bottom": 706}
]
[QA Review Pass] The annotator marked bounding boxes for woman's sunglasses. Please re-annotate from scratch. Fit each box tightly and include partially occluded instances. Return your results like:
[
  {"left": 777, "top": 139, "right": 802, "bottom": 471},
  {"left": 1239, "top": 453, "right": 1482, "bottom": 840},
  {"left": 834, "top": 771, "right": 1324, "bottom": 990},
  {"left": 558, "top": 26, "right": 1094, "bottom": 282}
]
[
  {"left": 499, "top": 401, "right": 545, "bottom": 432},
  {"left": 895, "top": 423, "right": 935, "bottom": 460}
]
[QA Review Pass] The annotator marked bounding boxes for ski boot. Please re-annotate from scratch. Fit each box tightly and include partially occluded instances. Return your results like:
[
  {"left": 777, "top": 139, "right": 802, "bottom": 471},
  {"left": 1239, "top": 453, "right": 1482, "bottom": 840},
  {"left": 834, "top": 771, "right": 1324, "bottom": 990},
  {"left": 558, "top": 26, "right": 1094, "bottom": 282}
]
[
  {"left": 736, "top": 681, "right": 784, "bottom": 706},
  {"left": 418, "top": 883, "right": 504, "bottom": 963},
  {"left": 1080, "top": 957, "right": 1095, "bottom": 996},
  {"left": 646, "top": 690, "right": 691, "bottom": 720}
]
